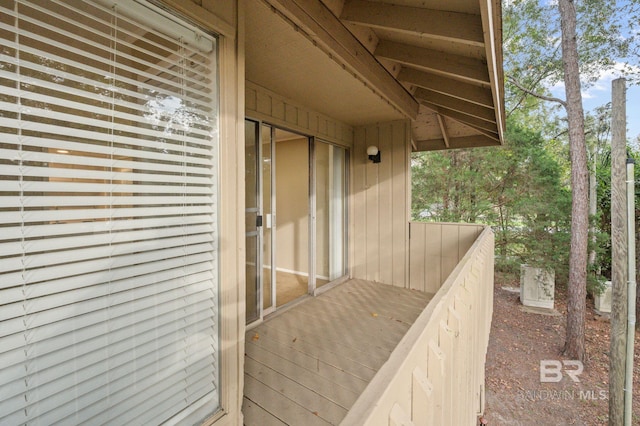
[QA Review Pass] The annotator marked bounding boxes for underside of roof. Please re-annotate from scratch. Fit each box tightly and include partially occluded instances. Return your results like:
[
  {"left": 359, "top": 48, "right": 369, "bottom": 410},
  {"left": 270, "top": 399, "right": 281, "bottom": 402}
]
[{"left": 245, "top": 0, "right": 505, "bottom": 151}]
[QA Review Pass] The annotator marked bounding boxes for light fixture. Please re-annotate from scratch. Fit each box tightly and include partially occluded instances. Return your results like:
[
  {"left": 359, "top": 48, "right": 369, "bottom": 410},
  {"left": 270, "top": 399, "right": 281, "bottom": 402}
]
[{"left": 367, "top": 145, "right": 381, "bottom": 163}]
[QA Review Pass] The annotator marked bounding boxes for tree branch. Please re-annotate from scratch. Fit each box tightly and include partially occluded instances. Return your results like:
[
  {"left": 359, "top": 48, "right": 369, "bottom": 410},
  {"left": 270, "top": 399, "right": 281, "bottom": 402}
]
[{"left": 507, "top": 75, "right": 567, "bottom": 107}]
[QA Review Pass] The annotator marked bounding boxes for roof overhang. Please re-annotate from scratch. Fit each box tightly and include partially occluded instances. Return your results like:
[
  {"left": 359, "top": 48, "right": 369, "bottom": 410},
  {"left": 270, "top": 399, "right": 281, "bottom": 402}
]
[{"left": 245, "top": 0, "right": 505, "bottom": 151}]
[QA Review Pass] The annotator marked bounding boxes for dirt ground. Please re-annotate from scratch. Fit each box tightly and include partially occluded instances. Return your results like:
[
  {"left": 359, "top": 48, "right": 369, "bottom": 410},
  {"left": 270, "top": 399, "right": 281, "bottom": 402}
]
[{"left": 483, "top": 272, "right": 640, "bottom": 425}]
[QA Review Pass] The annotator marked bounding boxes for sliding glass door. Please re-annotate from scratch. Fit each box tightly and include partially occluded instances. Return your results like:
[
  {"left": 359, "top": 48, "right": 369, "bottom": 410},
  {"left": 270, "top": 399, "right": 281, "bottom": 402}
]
[{"left": 245, "top": 121, "right": 348, "bottom": 324}]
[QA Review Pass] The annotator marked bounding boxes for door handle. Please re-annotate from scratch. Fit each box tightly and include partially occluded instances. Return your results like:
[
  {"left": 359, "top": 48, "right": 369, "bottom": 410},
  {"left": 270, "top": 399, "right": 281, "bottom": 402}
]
[{"left": 256, "top": 215, "right": 263, "bottom": 227}]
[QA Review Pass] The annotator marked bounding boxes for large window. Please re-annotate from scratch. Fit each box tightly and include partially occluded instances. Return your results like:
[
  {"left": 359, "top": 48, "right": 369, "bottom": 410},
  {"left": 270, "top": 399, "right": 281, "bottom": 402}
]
[{"left": 0, "top": 0, "right": 220, "bottom": 424}]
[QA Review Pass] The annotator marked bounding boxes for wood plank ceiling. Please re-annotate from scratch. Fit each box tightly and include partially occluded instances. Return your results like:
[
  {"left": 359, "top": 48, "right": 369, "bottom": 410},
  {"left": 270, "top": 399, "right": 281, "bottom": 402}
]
[{"left": 254, "top": 0, "right": 504, "bottom": 151}]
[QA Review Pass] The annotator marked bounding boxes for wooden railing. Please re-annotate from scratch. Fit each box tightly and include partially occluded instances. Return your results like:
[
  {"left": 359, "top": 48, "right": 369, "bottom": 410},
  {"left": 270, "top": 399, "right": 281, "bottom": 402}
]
[
  {"left": 341, "top": 226, "right": 494, "bottom": 425},
  {"left": 409, "top": 222, "right": 485, "bottom": 293}
]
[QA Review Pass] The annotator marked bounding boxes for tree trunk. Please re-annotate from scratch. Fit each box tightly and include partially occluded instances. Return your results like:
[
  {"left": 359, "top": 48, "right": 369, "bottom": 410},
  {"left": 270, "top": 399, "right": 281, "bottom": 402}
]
[
  {"left": 589, "top": 146, "right": 597, "bottom": 269},
  {"left": 558, "top": 0, "right": 588, "bottom": 362}
]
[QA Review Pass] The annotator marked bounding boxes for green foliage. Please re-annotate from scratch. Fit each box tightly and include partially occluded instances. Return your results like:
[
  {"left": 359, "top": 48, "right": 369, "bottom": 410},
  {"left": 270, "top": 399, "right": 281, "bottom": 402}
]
[
  {"left": 411, "top": 119, "right": 572, "bottom": 285},
  {"left": 499, "top": 0, "right": 640, "bottom": 297},
  {"left": 594, "top": 144, "right": 640, "bottom": 281}
]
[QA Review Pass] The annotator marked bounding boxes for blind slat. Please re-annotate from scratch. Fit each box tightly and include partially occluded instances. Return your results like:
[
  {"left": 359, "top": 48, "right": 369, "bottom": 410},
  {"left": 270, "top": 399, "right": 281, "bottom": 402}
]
[
  {"left": 0, "top": 207, "right": 212, "bottom": 225},
  {"left": 0, "top": 122, "right": 214, "bottom": 166},
  {"left": 1, "top": 290, "right": 214, "bottom": 371},
  {"left": 1, "top": 163, "right": 214, "bottom": 185},
  {"left": 0, "top": 90, "right": 213, "bottom": 144}
]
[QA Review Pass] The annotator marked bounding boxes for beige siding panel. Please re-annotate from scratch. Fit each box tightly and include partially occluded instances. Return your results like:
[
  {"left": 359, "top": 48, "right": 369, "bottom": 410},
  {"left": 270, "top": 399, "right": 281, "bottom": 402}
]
[
  {"left": 441, "top": 224, "right": 459, "bottom": 284},
  {"left": 256, "top": 90, "right": 272, "bottom": 116},
  {"left": 458, "top": 225, "right": 480, "bottom": 259},
  {"left": 272, "top": 99, "right": 286, "bottom": 121},
  {"left": 411, "top": 367, "right": 434, "bottom": 424},
  {"left": 424, "top": 224, "right": 442, "bottom": 294},
  {"left": 246, "top": 85, "right": 257, "bottom": 111},
  {"left": 379, "top": 124, "right": 394, "bottom": 285},
  {"left": 409, "top": 223, "right": 484, "bottom": 294},
  {"left": 365, "top": 127, "right": 380, "bottom": 282},
  {"left": 392, "top": 123, "right": 408, "bottom": 287},
  {"left": 389, "top": 403, "right": 413, "bottom": 426},
  {"left": 246, "top": 82, "right": 353, "bottom": 148},
  {"left": 409, "top": 223, "right": 426, "bottom": 292},
  {"left": 352, "top": 120, "right": 410, "bottom": 287},
  {"left": 298, "top": 109, "right": 310, "bottom": 130},
  {"left": 352, "top": 127, "right": 367, "bottom": 279},
  {"left": 285, "top": 104, "right": 297, "bottom": 125},
  {"left": 317, "top": 116, "right": 326, "bottom": 136}
]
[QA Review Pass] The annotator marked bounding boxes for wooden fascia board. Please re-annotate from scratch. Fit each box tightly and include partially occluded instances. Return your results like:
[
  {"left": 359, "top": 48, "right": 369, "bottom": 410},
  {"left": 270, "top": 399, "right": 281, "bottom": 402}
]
[
  {"left": 414, "top": 87, "right": 496, "bottom": 123},
  {"left": 398, "top": 67, "right": 494, "bottom": 108},
  {"left": 415, "top": 134, "right": 501, "bottom": 151},
  {"left": 375, "top": 40, "right": 490, "bottom": 86},
  {"left": 479, "top": 0, "right": 505, "bottom": 143},
  {"left": 419, "top": 101, "right": 499, "bottom": 135},
  {"left": 263, "top": 0, "right": 419, "bottom": 119},
  {"left": 340, "top": 0, "right": 483, "bottom": 47}
]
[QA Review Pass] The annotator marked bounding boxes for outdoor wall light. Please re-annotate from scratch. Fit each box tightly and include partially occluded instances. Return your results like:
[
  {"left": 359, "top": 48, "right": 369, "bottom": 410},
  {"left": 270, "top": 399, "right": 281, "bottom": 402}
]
[{"left": 367, "top": 145, "right": 381, "bottom": 163}]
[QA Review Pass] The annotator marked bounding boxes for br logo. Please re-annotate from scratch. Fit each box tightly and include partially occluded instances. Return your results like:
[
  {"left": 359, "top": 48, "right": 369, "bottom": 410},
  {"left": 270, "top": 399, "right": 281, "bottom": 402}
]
[{"left": 539, "top": 360, "right": 584, "bottom": 383}]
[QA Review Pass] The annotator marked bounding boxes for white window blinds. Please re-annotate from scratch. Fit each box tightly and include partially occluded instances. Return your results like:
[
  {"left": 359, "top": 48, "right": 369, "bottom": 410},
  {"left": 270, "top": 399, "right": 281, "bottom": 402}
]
[{"left": 0, "top": 0, "right": 220, "bottom": 424}]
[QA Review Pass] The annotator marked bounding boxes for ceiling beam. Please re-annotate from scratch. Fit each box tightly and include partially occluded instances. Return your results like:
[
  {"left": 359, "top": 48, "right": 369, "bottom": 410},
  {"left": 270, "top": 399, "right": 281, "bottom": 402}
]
[
  {"left": 375, "top": 40, "right": 490, "bottom": 86},
  {"left": 436, "top": 114, "right": 450, "bottom": 148},
  {"left": 263, "top": 0, "right": 419, "bottom": 119},
  {"left": 398, "top": 67, "right": 494, "bottom": 108},
  {"left": 414, "top": 88, "right": 496, "bottom": 123},
  {"left": 341, "top": 0, "right": 484, "bottom": 47},
  {"left": 419, "top": 101, "right": 499, "bottom": 135},
  {"left": 415, "top": 135, "right": 502, "bottom": 151}
]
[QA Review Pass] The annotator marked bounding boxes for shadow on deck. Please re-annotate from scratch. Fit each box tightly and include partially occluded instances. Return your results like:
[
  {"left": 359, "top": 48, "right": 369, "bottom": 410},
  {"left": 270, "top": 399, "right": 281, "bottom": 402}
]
[{"left": 242, "top": 279, "right": 433, "bottom": 425}]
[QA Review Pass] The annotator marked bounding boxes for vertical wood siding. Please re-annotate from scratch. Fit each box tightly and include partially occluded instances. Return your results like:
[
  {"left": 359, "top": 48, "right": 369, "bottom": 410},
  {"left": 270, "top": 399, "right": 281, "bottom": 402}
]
[
  {"left": 352, "top": 120, "right": 410, "bottom": 287},
  {"left": 342, "top": 227, "right": 495, "bottom": 426},
  {"left": 409, "top": 222, "right": 484, "bottom": 293}
]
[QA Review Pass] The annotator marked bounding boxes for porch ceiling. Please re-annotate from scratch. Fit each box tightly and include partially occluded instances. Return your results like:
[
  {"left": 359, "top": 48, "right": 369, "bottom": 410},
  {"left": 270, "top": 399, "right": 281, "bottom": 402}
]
[{"left": 246, "top": 0, "right": 504, "bottom": 151}]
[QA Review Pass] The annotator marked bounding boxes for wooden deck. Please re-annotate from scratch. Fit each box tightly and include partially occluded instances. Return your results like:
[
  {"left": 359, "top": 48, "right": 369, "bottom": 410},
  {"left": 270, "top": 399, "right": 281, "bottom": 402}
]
[{"left": 242, "top": 279, "right": 433, "bottom": 425}]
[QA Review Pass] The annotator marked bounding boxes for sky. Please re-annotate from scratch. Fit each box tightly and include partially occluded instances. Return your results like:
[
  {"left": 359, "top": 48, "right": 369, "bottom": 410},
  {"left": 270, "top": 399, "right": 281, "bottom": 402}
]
[
  {"left": 548, "top": 63, "right": 640, "bottom": 143},
  {"left": 532, "top": 0, "right": 640, "bottom": 143}
]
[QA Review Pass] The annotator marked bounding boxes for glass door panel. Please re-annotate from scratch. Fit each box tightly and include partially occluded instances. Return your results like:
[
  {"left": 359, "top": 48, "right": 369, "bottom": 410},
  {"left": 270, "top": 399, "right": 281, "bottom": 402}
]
[
  {"left": 245, "top": 120, "right": 260, "bottom": 323},
  {"left": 315, "top": 142, "right": 348, "bottom": 287},
  {"left": 262, "top": 124, "right": 275, "bottom": 313},
  {"left": 274, "top": 130, "right": 310, "bottom": 306}
]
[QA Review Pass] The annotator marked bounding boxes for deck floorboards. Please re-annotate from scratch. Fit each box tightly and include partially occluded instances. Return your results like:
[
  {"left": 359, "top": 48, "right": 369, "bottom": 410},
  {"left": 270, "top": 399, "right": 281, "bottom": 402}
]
[{"left": 242, "top": 279, "right": 432, "bottom": 425}]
